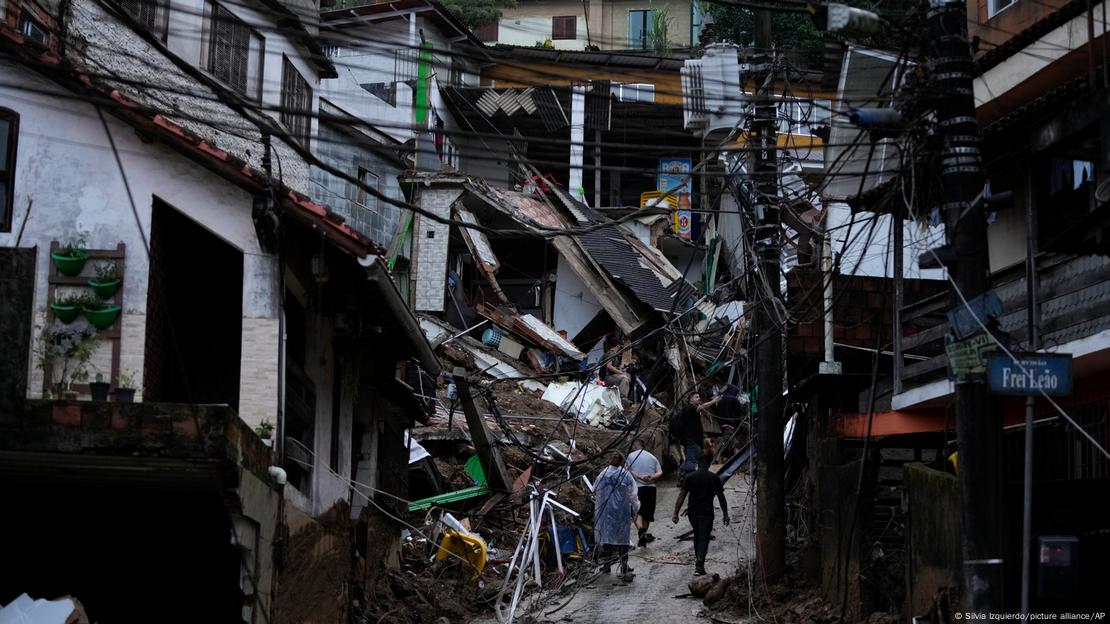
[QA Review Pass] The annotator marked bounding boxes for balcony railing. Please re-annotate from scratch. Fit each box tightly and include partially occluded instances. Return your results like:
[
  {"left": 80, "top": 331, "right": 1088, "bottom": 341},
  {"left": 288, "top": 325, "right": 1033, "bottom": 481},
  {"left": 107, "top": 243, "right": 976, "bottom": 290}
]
[{"left": 896, "top": 253, "right": 1110, "bottom": 394}]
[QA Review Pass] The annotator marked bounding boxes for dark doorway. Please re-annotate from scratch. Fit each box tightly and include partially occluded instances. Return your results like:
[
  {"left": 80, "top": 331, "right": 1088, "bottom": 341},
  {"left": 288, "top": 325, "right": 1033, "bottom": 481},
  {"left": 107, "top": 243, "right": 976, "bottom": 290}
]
[
  {"left": 144, "top": 200, "right": 243, "bottom": 408},
  {"left": 0, "top": 479, "right": 242, "bottom": 622}
]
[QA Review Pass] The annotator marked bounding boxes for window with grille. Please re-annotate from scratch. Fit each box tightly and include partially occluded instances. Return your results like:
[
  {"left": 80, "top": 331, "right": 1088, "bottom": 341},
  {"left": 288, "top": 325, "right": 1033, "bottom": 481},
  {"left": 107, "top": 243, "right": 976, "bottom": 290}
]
[
  {"left": 0, "top": 109, "right": 17, "bottom": 233},
  {"left": 204, "top": 1, "right": 264, "bottom": 100},
  {"left": 552, "top": 16, "right": 576, "bottom": 40},
  {"left": 117, "top": 0, "right": 168, "bottom": 40},
  {"left": 281, "top": 56, "right": 313, "bottom": 147}
]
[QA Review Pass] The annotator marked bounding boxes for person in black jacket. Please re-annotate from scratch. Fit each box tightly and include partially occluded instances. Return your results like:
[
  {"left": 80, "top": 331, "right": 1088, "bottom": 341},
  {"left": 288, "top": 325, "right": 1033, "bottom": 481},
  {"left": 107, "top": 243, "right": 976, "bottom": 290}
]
[
  {"left": 671, "top": 453, "right": 729, "bottom": 576},
  {"left": 676, "top": 392, "right": 705, "bottom": 478}
]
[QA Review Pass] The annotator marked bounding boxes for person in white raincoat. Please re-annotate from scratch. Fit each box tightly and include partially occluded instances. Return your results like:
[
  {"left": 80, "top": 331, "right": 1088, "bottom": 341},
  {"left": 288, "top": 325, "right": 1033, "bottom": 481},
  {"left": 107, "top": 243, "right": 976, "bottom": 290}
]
[{"left": 593, "top": 451, "right": 640, "bottom": 581}]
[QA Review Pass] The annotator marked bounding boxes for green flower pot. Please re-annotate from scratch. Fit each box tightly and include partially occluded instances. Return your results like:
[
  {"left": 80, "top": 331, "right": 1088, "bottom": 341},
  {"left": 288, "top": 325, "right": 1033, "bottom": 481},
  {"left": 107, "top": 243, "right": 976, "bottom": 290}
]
[
  {"left": 49, "top": 303, "right": 80, "bottom": 323},
  {"left": 51, "top": 252, "right": 88, "bottom": 276},
  {"left": 89, "top": 278, "right": 120, "bottom": 299},
  {"left": 82, "top": 305, "right": 121, "bottom": 330}
]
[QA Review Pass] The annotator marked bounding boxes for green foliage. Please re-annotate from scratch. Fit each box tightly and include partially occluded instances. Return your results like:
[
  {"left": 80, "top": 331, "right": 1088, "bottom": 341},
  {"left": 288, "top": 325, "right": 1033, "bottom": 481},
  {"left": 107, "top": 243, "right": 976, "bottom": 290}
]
[
  {"left": 256, "top": 420, "right": 275, "bottom": 439},
  {"left": 55, "top": 291, "right": 96, "bottom": 308},
  {"left": 649, "top": 6, "right": 672, "bottom": 56},
  {"left": 93, "top": 261, "right": 120, "bottom": 282},
  {"left": 58, "top": 232, "right": 89, "bottom": 259},
  {"left": 705, "top": 0, "right": 906, "bottom": 57},
  {"left": 441, "top": 0, "right": 516, "bottom": 30},
  {"left": 117, "top": 369, "right": 138, "bottom": 390},
  {"left": 35, "top": 322, "right": 100, "bottom": 394}
]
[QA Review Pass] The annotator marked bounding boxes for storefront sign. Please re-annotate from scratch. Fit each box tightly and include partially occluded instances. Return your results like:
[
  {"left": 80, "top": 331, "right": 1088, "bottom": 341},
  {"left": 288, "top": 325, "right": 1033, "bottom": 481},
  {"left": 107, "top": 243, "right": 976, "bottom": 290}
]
[
  {"left": 659, "top": 158, "right": 693, "bottom": 239},
  {"left": 988, "top": 353, "right": 1073, "bottom": 396}
]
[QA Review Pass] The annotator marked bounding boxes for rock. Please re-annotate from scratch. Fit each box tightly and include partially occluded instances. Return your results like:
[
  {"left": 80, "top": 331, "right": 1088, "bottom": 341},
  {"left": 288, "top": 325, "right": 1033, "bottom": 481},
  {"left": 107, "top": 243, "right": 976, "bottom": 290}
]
[
  {"left": 704, "top": 577, "right": 729, "bottom": 605},
  {"left": 688, "top": 573, "right": 721, "bottom": 597}
]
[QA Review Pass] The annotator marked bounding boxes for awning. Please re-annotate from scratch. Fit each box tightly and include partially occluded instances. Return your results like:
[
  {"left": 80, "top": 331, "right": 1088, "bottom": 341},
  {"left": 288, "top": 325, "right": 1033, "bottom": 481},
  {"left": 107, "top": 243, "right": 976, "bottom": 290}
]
[{"left": 833, "top": 409, "right": 949, "bottom": 437}]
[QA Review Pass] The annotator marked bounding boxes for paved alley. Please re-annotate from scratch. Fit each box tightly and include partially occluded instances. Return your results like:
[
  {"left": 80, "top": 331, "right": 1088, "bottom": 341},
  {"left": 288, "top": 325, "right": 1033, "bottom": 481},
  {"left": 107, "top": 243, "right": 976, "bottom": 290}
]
[{"left": 480, "top": 471, "right": 755, "bottom": 624}]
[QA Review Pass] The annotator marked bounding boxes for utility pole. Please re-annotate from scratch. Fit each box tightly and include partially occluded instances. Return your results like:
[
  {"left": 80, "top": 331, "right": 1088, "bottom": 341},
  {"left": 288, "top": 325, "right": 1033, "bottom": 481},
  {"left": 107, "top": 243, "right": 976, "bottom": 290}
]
[
  {"left": 926, "top": 0, "right": 1003, "bottom": 611},
  {"left": 752, "top": 8, "right": 786, "bottom": 577}
]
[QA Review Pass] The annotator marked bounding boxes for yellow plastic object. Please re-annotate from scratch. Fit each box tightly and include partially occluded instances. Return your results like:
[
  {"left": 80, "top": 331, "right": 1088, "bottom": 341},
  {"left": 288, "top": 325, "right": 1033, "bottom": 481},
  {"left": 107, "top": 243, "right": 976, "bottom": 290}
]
[
  {"left": 436, "top": 529, "right": 488, "bottom": 579},
  {"left": 640, "top": 190, "right": 678, "bottom": 209}
]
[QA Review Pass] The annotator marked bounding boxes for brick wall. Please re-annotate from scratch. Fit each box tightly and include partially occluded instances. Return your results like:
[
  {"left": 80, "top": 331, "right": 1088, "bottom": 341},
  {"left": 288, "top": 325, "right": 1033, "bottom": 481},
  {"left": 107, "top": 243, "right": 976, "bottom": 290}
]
[
  {"left": 238, "top": 317, "right": 280, "bottom": 429},
  {"left": 786, "top": 268, "right": 947, "bottom": 376},
  {"left": 412, "top": 187, "right": 461, "bottom": 312}
]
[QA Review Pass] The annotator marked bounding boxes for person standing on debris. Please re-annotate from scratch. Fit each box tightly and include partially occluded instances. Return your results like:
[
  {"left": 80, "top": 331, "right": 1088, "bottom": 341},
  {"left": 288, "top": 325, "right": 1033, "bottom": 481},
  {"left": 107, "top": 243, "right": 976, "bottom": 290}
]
[
  {"left": 676, "top": 392, "right": 705, "bottom": 477},
  {"left": 671, "top": 453, "right": 729, "bottom": 576},
  {"left": 594, "top": 451, "right": 639, "bottom": 582},
  {"left": 602, "top": 342, "right": 632, "bottom": 405},
  {"left": 699, "top": 384, "right": 743, "bottom": 430},
  {"left": 626, "top": 438, "right": 663, "bottom": 547}
]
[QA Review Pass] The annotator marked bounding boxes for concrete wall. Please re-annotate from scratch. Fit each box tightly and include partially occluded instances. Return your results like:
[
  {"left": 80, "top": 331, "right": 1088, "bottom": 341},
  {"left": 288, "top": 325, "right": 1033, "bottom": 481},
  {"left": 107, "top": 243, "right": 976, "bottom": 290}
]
[
  {"left": 237, "top": 470, "right": 282, "bottom": 621},
  {"left": 498, "top": 0, "right": 694, "bottom": 50},
  {"left": 553, "top": 253, "right": 608, "bottom": 356},
  {"left": 904, "top": 463, "right": 961, "bottom": 617},
  {"left": 499, "top": 0, "right": 589, "bottom": 49},
  {"left": 311, "top": 121, "right": 406, "bottom": 248},
  {"left": 0, "top": 66, "right": 278, "bottom": 426}
]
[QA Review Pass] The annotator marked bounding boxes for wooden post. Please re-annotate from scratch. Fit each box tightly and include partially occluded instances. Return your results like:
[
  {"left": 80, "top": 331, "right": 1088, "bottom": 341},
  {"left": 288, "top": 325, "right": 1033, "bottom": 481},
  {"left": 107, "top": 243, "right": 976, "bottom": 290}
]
[{"left": 452, "top": 367, "right": 512, "bottom": 492}]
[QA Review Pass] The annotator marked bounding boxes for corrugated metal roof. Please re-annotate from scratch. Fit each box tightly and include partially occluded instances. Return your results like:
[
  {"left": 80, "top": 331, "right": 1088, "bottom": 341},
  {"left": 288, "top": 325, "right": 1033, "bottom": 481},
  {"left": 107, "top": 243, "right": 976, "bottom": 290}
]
[{"left": 579, "top": 225, "right": 694, "bottom": 313}]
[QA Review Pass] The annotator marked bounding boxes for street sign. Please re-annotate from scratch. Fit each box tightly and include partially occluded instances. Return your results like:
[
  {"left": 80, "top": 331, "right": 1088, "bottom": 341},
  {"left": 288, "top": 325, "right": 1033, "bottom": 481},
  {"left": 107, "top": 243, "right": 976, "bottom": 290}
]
[
  {"left": 946, "top": 333, "right": 996, "bottom": 383},
  {"left": 988, "top": 353, "right": 1073, "bottom": 396},
  {"left": 947, "top": 290, "right": 1003, "bottom": 341}
]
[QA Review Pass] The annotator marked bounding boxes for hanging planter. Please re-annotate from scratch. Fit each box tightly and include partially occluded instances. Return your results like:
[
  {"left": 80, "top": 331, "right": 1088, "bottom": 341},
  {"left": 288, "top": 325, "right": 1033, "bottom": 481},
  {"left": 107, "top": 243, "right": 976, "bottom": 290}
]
[
  {"left": 52, "top": 233, "right": 89, "bottom": 276},
  {"left": 49, "top": 303, "right": 80, "bottom": 323},
  {"left": 88, "top": 261, "right": 121, "bottom": 299},
  {"left": 49, "top": 292, "right": 90, "bottom": 324},
  {"left": 82, "top": 302, "right": 121, "bottom": 330}
]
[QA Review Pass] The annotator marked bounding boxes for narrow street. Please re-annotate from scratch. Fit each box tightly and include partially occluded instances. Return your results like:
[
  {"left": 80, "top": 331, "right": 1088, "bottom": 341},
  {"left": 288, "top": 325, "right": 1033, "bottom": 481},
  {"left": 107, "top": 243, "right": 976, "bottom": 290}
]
[{"left": 481, "top": 472, "right": 755, "bottom": 624}]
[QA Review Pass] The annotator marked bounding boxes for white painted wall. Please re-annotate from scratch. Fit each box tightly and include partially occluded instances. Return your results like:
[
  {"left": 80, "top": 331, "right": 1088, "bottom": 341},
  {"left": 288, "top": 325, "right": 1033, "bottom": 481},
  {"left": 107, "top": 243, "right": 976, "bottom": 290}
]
[
  {"left": 0, "top": 66, "right": 280, "bottom": 425},
  {"left": 825, "top": 203, "right": 947, "bottom": 280},
  {"left": 553, "top": 254, "right": 608, "bottom": 356}
]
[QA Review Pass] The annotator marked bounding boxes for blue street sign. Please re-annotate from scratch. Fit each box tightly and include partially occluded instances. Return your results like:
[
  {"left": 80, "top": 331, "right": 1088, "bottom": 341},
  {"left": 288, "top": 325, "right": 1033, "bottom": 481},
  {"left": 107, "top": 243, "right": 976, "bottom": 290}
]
[
  {"left": 947, "top": 290, "right": 1003, "bottom": 341},
  {"left": 987, "top": 353, "right": 1073, "bottom": 396}
]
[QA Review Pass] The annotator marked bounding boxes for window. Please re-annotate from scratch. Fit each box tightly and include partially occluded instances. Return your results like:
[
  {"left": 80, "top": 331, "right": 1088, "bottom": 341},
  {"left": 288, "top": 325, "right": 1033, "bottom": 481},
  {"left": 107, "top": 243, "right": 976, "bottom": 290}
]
[
  {"left": 472, "top": 21, "right": 499, "bottom": 42},
  {"left": 552, "top": 15, "right": 576, "bottom": 40},
  {"left": 355, "top": 167, "right": 379, "bottom": 210},
  {"left": 0, "top": 109, "right": 17, "bottom": 232},
  {"left": 628, "top": 9, "right": 653, "bottom": 50},
  {"left": 988, "top": 0, "right": 1015, "bottom": 17},
  {"left": 203, "top": 1, "right": 265, "bottom": 100},
  {"left": 116, "top": 0, "right": 168, "bottom": 40},
  {"left": 611, "top": 82, "right": 655, "bottom": 103},
  {"left": 691, "top": 2, "right": 704, "bottom": 46},
  {"left": 19, "top": 12, "right": 49, "bottom": 49},
  {"left": 281, "top": 56, "right": 313, "bottom": 147}
]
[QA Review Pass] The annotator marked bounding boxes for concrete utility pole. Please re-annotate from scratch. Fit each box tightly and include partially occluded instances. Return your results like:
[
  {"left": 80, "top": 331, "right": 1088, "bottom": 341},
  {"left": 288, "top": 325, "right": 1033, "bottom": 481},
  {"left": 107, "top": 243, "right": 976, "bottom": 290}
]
[
  {"left": 926, "top": 0, "right": 1003, "bottom": 611},
  {"left": 752, "top": 9, "right": 787, "bottom": 577}
]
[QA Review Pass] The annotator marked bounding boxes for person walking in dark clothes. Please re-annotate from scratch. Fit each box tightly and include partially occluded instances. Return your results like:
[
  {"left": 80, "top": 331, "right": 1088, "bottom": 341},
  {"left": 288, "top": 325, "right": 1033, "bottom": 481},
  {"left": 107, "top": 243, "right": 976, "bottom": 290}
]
[
  {"left": 671, "top": 453, "right": 729, "bottom": 576},
  {"left": 677, "top": 392, "right": 705, "bottom": 477}
]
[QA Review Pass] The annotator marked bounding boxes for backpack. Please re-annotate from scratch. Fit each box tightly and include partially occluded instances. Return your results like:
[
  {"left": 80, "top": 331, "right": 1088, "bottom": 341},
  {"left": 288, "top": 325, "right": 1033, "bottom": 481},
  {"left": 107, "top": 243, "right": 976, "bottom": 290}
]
[{"left": 667, "top": 408, "right": 684, "bottom": 443}]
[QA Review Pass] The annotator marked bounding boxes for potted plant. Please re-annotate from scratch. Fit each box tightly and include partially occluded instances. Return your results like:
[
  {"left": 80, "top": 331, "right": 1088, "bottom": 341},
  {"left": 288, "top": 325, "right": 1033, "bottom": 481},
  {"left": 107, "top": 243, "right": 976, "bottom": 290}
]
[
  {"left": 50, "top": 291, "right": 88, "bottom": 324},
  {"left": 89, "top": 372, "right": 111, "bottom": 401},
  {"left": 52, "top": 232, "right": 89, "bottom": 276},
  {"left": 34, "top": 323, "right": 98, "bottom": 399},
  {"left": 81, "top": 297, "right": 121, "bottom": 329},
  {"left": 256, "top": 420, "right": 274, "bottom": 446},
  {"left": 113, "top": 370, "right": 137, "bottom": 403},
  {"left": 89, "top": 261, "right": 121, "bottom": 299}
]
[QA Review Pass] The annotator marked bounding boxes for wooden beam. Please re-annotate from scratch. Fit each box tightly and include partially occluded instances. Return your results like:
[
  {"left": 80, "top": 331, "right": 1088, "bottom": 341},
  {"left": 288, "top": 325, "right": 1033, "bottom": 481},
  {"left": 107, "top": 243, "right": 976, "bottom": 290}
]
[{"left": 452, "top": 367, "right": 512, "bottom": 493}]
